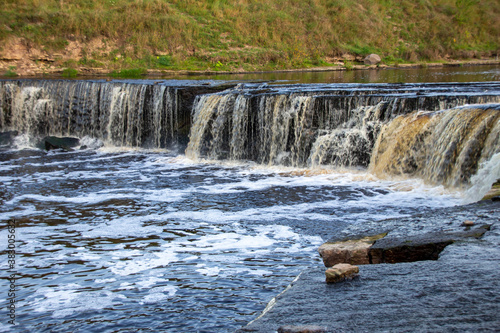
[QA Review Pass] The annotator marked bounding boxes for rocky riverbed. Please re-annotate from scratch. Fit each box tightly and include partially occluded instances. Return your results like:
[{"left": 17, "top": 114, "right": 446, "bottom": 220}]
[{"left": 238, "top": 198, "right": 500, "bottom": 333}]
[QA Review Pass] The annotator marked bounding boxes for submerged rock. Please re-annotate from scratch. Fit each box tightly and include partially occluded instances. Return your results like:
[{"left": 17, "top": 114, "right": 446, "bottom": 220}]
[
  {"left": 41, "top": 136, "right": 80, "bottom": 151},
  {"left": 325, "top": 263, "right": 359, "bottom": 283},
  {"left": 0, "top": 131, "right": 18, "bottom": 147}
]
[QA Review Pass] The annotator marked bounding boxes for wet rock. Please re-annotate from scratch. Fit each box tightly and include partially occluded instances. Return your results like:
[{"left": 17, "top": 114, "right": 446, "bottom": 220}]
[
  {"left": 0, "top": 131, "right": 18, "bottom": 147},
  {"left": 319, "top": 226, "right": 491, "bottom": 266},
  {"left": 277, "top": 325, "right": 327, "bottom": 333},
  {"left": 318, "top": 233, "right": 387, "bottom": 267},
  {"left": 369, "top": 225, "right": 491, "bottom": 264},
  {"left": 482, "top": 179, "right": 500, "bottom": 201},
  {"left": 463, "top": 220, "right": 475, "bottom": 226},
  {"left": 41, "top": 136, "right": 80, "bottom": 151},
  {"left": 364, "top": 53, "right": 381, "bottom": 65},
  {"left": 325, "top": 263, "right": 359, "bottom": 283}
]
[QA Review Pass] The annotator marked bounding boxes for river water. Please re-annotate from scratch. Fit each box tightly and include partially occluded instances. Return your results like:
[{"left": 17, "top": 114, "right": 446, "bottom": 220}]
[{"left": 0, "top": 65, "right": 499, "bottom": 332}]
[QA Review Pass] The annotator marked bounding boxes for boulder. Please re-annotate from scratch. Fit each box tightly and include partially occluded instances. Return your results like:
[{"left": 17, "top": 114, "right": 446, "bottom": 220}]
[
  {"left": 41, "top": 136, "right": 80, "bottom": 151},
  {"left": 364, "top": 53, "right": 381, "bottom": 65},
  {"left": 325, "top": 263, "right": 359, "bottom": 283}
]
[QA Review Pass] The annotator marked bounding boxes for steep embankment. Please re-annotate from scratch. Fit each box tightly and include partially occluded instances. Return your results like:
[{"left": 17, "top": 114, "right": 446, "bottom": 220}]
[{"left": 1, "top": 0, "right": 499, "bottom": 76}]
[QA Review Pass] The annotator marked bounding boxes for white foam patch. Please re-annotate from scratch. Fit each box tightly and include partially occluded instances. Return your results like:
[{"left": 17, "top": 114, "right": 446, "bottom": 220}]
[
  {"left": 109, "top": 251, "right": 178, "bottom": 276},
  {"left": 196, "top": 265, "right": 221, "bottom": 277},
  {"left": 136, "top": 276, "right": 164, "bottom": 289},
  {"left": 25, "top": 284, "right": 126, "bottom": 319},
  {"left": 5, "top": 192, "right": 133, "bottom": 206},
  {"left": 95, "top": 278, "right": 116, "bottom": 284},
  {"left": 140, "top": 286, "right": 177, "bottom": 304},
  {"left": 78, "top": 215, "right": 166, "bottom": 238},
  {"left": 179, "top": 232, "right": 275, "bottom": 253}
]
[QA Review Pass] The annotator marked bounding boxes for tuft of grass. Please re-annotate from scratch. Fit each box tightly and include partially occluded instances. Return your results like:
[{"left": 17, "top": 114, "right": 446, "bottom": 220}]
[
  {"left": 5, "top": 66, "right": 18, "bottom": 77},
  {"left": 344, "top": 61, "right": 354, "bottom": 71},
  {"left": 110, "top": 68, "right": 147, "bottom": 78},
  {"left": 62, "top": 68, "right": 78, "bottom": 77}
]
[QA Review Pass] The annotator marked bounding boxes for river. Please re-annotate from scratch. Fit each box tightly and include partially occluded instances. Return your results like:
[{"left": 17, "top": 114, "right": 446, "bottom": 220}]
[{"left": 0, "top": 65, "right": 499, "bottom": 332}]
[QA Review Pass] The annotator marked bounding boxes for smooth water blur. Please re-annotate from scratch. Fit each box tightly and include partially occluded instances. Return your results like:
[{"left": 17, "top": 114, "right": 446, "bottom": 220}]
[
  {"left": 155, "top": 64, "right": 500, "bottom": 84},
  {"left": 34, "top": 64, "right": 500, "bottom": 84},
  {"left": 0, "top": 145, "right": 463, "bottom": 332}
]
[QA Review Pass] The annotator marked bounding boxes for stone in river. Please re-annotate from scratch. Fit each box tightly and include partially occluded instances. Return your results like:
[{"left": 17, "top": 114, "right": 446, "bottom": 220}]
[
  {"left": 364, "top": 53, "right": 381, "bottom": 65},
  {"left": 42, "top": 136, "right": 80, "bottom": 151},
  {"left": 325, "top": 263, "right": 359, "bottom": 283}
]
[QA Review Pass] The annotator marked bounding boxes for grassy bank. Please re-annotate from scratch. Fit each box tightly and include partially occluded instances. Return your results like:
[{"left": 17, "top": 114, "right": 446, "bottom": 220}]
[{"left": 1, "top": 0, "right": 499, "bottom": 76}]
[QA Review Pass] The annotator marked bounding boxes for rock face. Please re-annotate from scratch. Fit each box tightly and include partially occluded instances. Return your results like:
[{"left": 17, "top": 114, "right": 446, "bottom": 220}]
[
  {"left": 364, "top": 53, "right": 381, "bottom": 65},
  {"left": 317, "top": 233, "right": 386, "bottom": 267},
  {"left": 318, "top": 225, "right": 491, "bottom": 267},
  {"left": 325, "top": 263, "right": 359, "bottom": 283}
]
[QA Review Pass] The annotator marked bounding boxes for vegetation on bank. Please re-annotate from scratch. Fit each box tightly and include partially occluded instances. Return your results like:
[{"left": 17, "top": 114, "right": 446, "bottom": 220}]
[{"left": 0, "top": 0, "right": 499, "bottom": 75}]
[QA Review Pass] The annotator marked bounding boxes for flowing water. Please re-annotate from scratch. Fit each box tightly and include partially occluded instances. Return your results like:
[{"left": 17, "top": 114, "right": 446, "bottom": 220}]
[{"left": 0, "top": 73, "right": 499, "bottom": 332}]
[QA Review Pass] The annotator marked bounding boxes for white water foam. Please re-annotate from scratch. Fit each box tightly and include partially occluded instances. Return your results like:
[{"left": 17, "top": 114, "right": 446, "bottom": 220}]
[{"left": 464, "top": 152, "right": 500, "bottom": 203}]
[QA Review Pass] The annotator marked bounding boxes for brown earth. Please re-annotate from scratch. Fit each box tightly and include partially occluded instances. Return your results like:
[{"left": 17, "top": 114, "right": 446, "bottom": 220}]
[{"left": 1, "top": 36, "right": 500, "bottom": 77}]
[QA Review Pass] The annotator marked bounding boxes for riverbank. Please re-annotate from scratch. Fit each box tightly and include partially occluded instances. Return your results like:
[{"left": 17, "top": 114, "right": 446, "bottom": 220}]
[
  {"left": 238, "top": 198, "right": 500, "bottom": 332},
  {"left": 2, "top": 57, "right": 500, "bottom": 79}
]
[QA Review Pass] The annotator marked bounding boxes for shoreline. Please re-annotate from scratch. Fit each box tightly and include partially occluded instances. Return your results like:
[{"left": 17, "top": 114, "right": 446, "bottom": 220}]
[{"left": 2, "top": 58, "right": 499, "bottom": 79}]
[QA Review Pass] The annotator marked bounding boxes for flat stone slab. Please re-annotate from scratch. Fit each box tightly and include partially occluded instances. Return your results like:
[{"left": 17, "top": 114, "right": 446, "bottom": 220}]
[
  {"left": 238, "top": 200, "right": 500, "bottom": 332},
  {"left": 318, "top": 213, "right": 492, "bottom": 267},
  {"left": 369, "top": 224, "right": 490, "bottom": 264}
]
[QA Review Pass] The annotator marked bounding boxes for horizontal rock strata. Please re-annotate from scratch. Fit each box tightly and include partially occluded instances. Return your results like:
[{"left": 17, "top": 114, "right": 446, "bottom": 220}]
[{"left": 319, "top": 225, "right": 490, "bottom": 267}]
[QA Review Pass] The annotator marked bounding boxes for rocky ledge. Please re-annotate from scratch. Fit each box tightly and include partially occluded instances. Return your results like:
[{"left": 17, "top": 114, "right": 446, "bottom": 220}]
[{"left": 238, "top": 199, "right": 500, "bottom": 332}]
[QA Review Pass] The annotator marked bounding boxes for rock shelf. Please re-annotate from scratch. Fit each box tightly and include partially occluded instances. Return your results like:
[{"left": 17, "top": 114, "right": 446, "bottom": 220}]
[{"left": 239, "top": 199, "right": 500, "bottom": 332}]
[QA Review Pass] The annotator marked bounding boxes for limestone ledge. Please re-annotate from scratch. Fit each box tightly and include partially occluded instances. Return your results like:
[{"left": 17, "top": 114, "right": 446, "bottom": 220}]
[{"left": 318, "top": 223, "right": 491, "bottom": 268}]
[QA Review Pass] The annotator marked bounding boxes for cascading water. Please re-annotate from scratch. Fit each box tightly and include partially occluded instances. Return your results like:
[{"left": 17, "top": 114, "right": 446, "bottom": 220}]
[
  {"left": 1, "top": 78, "right": 500, "bottom": 333},
  {"left": 0, "top": 80, "right": 214, "bottom": 149},
  {"left": 185, "top": 83, "right": 500, "bottom": 186},
  {"left": 370, "top": 104, "right": 500, "bottom": 187}
]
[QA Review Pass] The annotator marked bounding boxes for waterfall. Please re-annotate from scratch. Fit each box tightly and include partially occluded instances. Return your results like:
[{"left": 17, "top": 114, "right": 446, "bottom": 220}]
[
  {"left": 0, "top": 80, "right": 184, "bottom": 148},
  {"left": 370, "top": 104, "right": 500, "bottom": 187},
  {"left": 186, "top": 83, "right": 500, "bottom": 173},
  {"left": 2, "top": 79, "right": 500, "bottom": 191},
  {"left": 464, "top": 152, "right": 500, "bottom": 202}
]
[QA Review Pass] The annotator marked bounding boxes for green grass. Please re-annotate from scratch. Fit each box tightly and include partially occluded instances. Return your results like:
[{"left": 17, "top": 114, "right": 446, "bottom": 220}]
[
  {"left": 110, "top": 68, "right": 148, "bottom": 78},
  {"left": 5, "top": 66, "right": 18, "bottom": 77},
  {"left": 0, "top": 0, "right": 499, "bottom": 72},
  {"left": 61, "top": 68, "right": 78, "bottom": 77}
]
